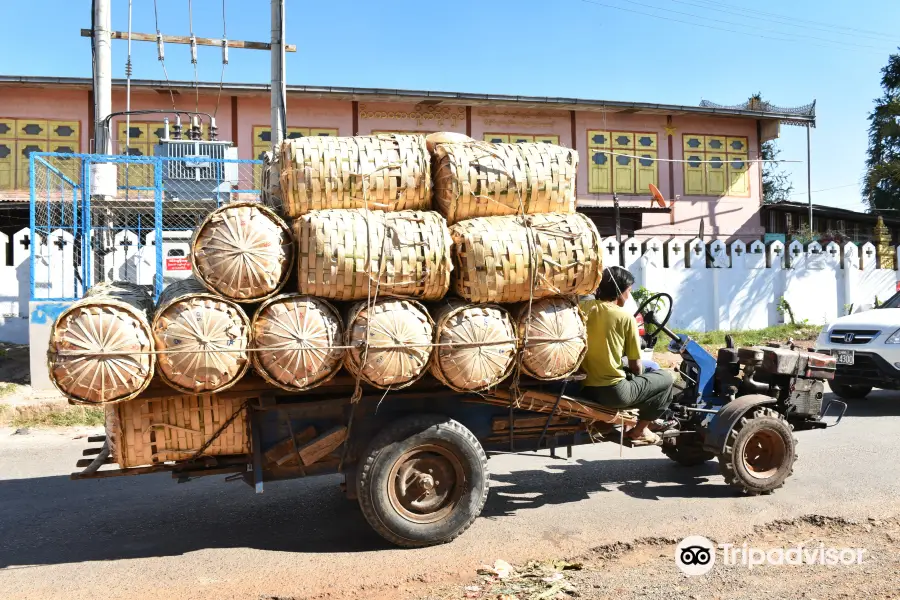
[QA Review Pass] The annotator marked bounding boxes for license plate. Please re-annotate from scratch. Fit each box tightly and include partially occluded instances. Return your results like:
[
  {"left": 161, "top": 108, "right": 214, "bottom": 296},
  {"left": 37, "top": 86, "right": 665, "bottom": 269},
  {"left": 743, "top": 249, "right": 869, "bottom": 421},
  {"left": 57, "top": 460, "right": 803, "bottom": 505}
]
[{"left": 835, "top": 350, "right": 855, "bottom": 365}]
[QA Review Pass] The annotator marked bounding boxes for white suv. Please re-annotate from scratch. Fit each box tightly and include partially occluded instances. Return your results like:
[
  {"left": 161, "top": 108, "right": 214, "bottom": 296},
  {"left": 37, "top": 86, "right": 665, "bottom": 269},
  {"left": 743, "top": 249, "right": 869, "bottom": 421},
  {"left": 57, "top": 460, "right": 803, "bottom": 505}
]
[{"left": 814, "top": 290, "right": 900, "bottom": 399}]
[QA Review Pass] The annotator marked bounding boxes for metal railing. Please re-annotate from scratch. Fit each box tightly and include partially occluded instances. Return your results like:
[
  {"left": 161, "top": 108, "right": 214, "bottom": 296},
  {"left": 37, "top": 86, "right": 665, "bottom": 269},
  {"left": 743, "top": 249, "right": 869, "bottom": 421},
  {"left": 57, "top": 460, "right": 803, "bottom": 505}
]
[{"left": 29, "top": 152, "right": 264, "bottom": 301}]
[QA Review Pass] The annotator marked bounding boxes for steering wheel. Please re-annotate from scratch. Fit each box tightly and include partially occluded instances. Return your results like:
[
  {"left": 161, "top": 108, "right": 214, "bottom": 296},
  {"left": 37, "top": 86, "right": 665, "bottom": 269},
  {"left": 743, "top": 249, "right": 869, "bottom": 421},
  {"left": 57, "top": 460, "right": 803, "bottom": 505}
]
[{"left": 634, "top": 292, "right": 674, "bottom": 340}]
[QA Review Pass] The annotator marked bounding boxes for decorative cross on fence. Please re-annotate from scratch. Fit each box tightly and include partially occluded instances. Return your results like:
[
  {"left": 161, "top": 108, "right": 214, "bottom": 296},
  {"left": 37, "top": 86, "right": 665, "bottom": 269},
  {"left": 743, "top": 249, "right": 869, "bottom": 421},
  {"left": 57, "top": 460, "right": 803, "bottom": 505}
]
[
  {"left": 628, "top": 243, "right": 638, "bottom": 255},
  {"left": 18, "top": 235, "right": 29, "bottom": 251},
  {"left": 53, "top": 235, "right": 67, "bottom": 250},
  {"left": 606, "top": 242, "right": 616, "bottom": 255},
  {"left": 734, "top": 246, "right": 744, "bottom": 256},
  {"left": 119, "top": 237, "right": 134, "bottom": 249},
  {"left": 650, "top": 243, "right": 659, "bottom": 253},
  {"left": 866, "top": 247, "right": 874, "bottom": 257},
  {"left": 693, "top": 243, "right": 703, "bottom": 254},
  {"left": 671, "top": 245, "right": 681, "bottom": 254},
  {"left": 829, "top": 245, "right": 838, "bottom": 256}
]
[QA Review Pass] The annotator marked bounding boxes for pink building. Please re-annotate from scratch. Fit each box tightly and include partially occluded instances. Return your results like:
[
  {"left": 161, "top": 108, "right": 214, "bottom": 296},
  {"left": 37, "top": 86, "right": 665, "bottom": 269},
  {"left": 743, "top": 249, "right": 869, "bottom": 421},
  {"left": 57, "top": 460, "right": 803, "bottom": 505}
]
[{"left": 0, "top": 75, "right": 815, "bottom": 242}]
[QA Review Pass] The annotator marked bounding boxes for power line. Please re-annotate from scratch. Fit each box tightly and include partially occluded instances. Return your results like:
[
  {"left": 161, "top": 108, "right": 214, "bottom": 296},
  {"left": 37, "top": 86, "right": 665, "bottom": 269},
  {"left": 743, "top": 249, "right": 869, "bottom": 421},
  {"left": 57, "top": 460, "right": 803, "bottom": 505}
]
[
  {"left": 573, "top": 0, "right": 891, "bottom": 55},
  {"left": 214, "top": 0, "right": 228, "bottom": 118},
  {"left": 152, "top": 0, "right": 177, "bottom": 111},
  {"left": 674, "top": 0, "right": 897, "bottom": 42},
  {"left": 614, "top": 0, "right": 895, "bottom": 52},
  {"left": 188, "top": 0, "right": 199, "bottom": 113},
  {"left": 790, "top": 183, "right": 862, "bottom": 196}
]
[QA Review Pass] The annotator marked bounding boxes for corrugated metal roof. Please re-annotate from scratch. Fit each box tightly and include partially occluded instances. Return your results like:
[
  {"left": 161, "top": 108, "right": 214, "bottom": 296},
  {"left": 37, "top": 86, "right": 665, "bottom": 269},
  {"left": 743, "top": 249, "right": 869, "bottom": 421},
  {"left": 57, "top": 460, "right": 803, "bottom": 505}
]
[{"left": 0, "top": 75, "right": 816, "bottom": 125}]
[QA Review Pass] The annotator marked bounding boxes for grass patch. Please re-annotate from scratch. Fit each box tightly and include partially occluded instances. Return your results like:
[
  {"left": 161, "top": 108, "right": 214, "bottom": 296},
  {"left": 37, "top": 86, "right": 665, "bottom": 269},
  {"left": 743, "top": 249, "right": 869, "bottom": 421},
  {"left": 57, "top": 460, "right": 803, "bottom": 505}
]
[
  {"left": 1, "top": 405, "right": 105, "bottom": 428},
  {"left": 653, "top": 324, "right": 823, "bottom": 353},
  {"left": 0, "top": 383, "right": 20, "bottom": 398}
]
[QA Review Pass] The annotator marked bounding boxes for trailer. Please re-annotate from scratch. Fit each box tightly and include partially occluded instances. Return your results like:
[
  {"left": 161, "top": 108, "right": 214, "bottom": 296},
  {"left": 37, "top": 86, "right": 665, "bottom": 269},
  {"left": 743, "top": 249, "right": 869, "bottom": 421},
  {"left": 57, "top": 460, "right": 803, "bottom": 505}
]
[{"left": 72, "top": 294, "right": 846, "bottom": 548}]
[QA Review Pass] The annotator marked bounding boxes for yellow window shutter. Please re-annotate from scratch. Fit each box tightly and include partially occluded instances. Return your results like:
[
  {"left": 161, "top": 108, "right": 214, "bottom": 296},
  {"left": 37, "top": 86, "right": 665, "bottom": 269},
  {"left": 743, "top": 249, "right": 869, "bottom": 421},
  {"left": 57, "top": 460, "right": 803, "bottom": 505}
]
[
  {"left": 253, "top": 126, "right": 273, "bottom": 146},
  {"left": 510, "top": 134, "right": 534, "bottom": 143},
  {"left": 484, "top": 134, "right": 509, "bottom": 143},
  {"left": 0, "top": 118, "right": 15, "bottom": 140},
  {"left": 706, "top": 153, "right": 727, "bottom": 195},
  {"left": 285, "top": 127, "right": 309, "bottom": 140},
  {"left": 683, "top": 134, "right": 704, "bottom": 152},
  {"left": 727, "top": 153, "right": 749, "bottom": 195},
  {"left": 588, "top": 149, "right": 611, "bottom": 193},
  {"left": 726, "top": 136, "right": 749, "bottom": 153},
  {"left": 16, "top": 140, "right": 48, "bottom": 190},
  {"left": 16, "top": 119, "right": 49, "bottom": 140},
  {"left": 636, "top": 151, "right": 658, "bottom": 194},
  {"left": 612, "top": 153, "right": 635, "bottom": 194},
  {"left": 635, "top": 133, "right": 658, "bottom": 151},
  {"left": 0, "top": 141, "right": 13, "bottom": 189},
  {"left": 49, "top": 121, "right": 80, "bottom": 142},
  {"left": 705, "top": 136, "right": 726, "bottom": 153},
  {"left": 612, "top": 132, "right": 634, "bottom": 149},
  {"left": 534, "top": 135, "right": 559, "bottom": 144},
  {"left": 587, "top": 130, "right": 610, "bottom": 149},
  {"left": 309, "top": 128, "right": 338, "bottom": 137},
  {"left": 118, "top": 122, "right": 148, "bottom": 146},
  {"left": 683, "top": 153, "right": 706, "bottom": 195}
]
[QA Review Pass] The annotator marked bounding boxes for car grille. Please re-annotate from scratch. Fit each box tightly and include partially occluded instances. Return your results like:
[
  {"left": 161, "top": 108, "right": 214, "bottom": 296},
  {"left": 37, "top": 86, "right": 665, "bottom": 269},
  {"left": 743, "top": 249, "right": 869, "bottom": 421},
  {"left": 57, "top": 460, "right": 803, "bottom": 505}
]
[
  {"left": 838, "top": 353, "right": 883, "bottom": 378},
  {"left": 829, "top": 329, "right": 880, "bottom": 345}
]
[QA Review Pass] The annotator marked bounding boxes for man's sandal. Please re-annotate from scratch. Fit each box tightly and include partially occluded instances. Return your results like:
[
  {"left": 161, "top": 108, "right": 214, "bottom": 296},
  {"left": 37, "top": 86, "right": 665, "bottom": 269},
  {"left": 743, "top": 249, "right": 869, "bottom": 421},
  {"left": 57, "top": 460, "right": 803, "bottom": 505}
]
[{"left": 623, "top": 430, "right": 663, "bottom": 447}]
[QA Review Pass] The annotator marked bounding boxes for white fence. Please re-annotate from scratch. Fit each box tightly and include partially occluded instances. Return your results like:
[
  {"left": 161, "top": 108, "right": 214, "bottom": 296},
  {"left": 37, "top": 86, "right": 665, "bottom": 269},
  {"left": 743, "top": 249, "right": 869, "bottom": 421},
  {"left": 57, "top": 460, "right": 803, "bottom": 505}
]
[{"left": 3, "top": 229, "right": 900, "bottom": 344}]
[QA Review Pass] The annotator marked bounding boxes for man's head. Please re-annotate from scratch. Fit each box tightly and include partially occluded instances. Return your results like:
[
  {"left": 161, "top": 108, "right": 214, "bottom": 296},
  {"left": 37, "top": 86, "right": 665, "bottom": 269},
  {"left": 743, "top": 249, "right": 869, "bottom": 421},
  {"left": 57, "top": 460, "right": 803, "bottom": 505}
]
[{"left": 596, "top": 266, "right": 635, "bottom": 306}]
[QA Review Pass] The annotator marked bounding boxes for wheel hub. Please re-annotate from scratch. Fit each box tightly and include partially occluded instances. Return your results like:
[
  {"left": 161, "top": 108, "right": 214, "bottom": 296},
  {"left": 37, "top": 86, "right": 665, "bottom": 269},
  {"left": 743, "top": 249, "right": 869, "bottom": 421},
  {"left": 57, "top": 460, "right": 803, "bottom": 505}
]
[
  {"left": 742, "top": 429, "right": 787, "bottom": 479},
  {"left": 388, "top": 444, "right": 465, "bottom": 524}
]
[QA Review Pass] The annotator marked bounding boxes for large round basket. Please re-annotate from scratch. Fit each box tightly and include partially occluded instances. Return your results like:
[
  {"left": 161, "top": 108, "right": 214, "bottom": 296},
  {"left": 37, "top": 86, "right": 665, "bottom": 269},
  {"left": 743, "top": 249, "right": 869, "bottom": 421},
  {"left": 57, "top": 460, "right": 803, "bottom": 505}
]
[
  {"left": 516, "top": 297, "right": 587, "bottom": 381},
  {"left": 251, "top": 294, "right": 344, "bottom": 392},
  {"left": 344, "top": 298, "right": 434, "bottom": 390},
  {"left": 429, "top": 300, "right": 517, "bottom": 392},
  {"left": 47, "top": 281, "right": 155, "bottom": 405},
  {"left": 278, "top": 134, "right": 431, "bottom": 217},
  {"left": 294, "top": 209, "right": 452, "bottom": 301},
  {"left": 433, "top": 141, "right": 578, "bottom": 224},
  {"left": 191, "top": 201, "right": 294, "bottom": 303},
  {"left": 152, "top": 278, "right": 251, "bottom": 394},
  {"left": 449, "top": 213, "right": 602, "bottom": 303}
]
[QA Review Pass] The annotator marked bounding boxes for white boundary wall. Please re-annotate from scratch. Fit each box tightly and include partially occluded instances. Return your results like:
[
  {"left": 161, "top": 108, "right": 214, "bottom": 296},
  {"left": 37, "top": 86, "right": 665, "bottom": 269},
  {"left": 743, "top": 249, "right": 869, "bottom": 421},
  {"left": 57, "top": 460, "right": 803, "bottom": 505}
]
[{"left": 3, "top": 229, "right": 900, "bottom": 342}]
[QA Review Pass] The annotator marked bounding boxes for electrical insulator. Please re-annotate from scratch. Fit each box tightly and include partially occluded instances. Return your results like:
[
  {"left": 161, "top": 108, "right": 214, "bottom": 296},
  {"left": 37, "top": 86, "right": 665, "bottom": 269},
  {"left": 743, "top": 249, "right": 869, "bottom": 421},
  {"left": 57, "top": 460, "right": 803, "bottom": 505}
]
[
  {"left": 173, "top": 116, "right": 183, "bottom": 140},
  {"left": 190, "top": 116, "right": 201, "bottom": 140},
  {"left": 221, "top": 39, "right": 229, "bottom": 65},
  {"left": 156, "top": 34, "right": 164, "bottom": 61},
  {"left": 190, "top": 36, "right": 198, "bottom": 64},
  {"left": 208, "top": 117, "right": 218, "bottom": 142}
]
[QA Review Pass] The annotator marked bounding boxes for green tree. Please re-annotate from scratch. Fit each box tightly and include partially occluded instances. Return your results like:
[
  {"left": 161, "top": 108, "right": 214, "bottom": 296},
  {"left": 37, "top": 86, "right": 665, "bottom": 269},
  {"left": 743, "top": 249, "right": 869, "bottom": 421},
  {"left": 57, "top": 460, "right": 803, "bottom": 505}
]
[
  {"left": 761, "top": 140, "right": 793, "bottom": 204},
  {"left": 864, "top": 50, "right": 900, "bottom": 211}
]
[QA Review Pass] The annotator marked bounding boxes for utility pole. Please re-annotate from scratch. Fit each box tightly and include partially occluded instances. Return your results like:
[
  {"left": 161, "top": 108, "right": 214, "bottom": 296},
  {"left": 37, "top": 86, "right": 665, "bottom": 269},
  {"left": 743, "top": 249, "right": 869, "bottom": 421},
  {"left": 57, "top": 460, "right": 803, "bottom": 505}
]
[
  {"left": 92, "top": 0, "right": 112, "bottom": 155},
  {"left": 270, "top": 0, "right": 287, "bottom": 146}
]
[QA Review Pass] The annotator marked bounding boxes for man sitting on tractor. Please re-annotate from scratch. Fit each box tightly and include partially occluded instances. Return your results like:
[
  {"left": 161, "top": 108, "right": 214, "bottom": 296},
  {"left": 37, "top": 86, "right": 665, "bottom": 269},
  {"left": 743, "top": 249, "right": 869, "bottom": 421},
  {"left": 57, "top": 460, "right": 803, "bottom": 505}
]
[{"left": 579, "top": 266, "right": 675, "bottom": 446}]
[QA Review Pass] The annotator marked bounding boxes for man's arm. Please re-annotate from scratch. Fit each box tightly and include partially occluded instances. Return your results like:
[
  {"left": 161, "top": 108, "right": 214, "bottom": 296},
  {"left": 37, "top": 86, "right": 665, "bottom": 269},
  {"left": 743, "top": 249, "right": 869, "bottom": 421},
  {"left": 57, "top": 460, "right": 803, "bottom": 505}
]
[
  {"left": 628, "top": 358, "right": 644, "bottom": 375},
  {"left": 624, "top": 314, "right": 643, "bottom": 375}
]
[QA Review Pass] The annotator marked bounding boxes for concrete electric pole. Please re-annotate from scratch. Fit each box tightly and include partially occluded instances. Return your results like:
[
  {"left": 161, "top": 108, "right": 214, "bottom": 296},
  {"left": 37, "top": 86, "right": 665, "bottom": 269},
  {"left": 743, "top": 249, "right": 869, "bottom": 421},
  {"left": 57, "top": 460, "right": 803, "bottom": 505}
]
[
  {"left": 271, "top": 0, "right": 287, "bottom": 146},
  {"left": 92, "top": 0, "right": 113, "bottom": 155}
]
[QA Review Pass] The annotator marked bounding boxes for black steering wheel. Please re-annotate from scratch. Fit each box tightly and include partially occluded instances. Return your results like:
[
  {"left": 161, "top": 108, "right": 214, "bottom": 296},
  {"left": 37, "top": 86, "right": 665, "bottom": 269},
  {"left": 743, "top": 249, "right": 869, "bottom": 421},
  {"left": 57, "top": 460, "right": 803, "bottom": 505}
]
[{"left": 635, "top": 292, "right": 674, "bottom": 340}]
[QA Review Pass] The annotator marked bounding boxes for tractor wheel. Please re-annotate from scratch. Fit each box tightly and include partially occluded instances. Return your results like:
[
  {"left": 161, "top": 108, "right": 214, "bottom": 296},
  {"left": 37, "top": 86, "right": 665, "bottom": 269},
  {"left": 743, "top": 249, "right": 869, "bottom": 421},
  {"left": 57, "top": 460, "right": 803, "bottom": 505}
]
[
  {"left": 830, "top": 382, "right": 872, "bottom": 400},
  {"left": 661, "top": 442, "right": 715, "bottom": 467},
  {"left": 356, "top": 414, "right": 488, "bottom": 548},
  {"left": 718, "top": 407, "right": 797, "bottom": 496}
]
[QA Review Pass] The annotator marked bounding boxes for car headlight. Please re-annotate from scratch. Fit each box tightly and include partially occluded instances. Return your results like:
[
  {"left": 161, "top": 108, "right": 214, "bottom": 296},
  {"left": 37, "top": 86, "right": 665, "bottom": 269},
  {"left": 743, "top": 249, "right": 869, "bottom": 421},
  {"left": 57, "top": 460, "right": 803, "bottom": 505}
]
[{"left": 886, "top": 328, "right": 900, "bottom": 344}]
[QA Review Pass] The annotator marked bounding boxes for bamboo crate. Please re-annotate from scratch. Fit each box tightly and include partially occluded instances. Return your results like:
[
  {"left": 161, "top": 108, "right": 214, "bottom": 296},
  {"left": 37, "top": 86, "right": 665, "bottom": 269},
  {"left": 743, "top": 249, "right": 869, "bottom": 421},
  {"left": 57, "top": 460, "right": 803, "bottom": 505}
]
[
  {"left": 294, "top": 208, "right": 452, "bottom": 301},
  {"left": 344, "top": 298, "right": 434, "bottom": 390},
  {"left": 429, "top": 300, "right": 517, "bottom": 392},
  {"left": 516, "top": 297, "right": 587, "bottom": 380},
  {"left": 279, "top": 134, "right": 431, "bottom": 217},
  {"left": 432, "top": 141, "right": 578, "bottom": 224},
  {"left": 449, "top": 213, "right": 603, "bottom": 303},
  {"left": 251, "top": 294, "right": 345, "bottom": 392},
  {"left": 48, "top": 281, "right": 155, "bottom": 405},
  {"left": 153, "top": 278, "right": 251, "bottom": 394},
  {"left": 191, "top": 201, "right": 294, "bottom": 303},
  {"left": 106, "top": 392, "right": 249, "bottom": 468}
]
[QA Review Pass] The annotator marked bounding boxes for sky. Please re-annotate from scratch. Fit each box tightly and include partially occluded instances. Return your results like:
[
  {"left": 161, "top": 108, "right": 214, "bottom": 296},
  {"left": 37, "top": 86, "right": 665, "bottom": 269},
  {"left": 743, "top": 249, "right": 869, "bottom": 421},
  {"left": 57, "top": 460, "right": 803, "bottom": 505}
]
[{"left": 1, "top": 0, "right": 898, "bottom": 212}]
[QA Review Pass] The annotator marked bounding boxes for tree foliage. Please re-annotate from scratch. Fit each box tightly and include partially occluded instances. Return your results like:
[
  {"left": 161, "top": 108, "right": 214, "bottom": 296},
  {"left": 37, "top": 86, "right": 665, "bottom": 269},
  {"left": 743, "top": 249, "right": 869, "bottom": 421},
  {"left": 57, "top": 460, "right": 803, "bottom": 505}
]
[
  {"left": 864, "top": 51, "right": 900, "bottom": 211},
  {"left": 761, "top": 140, "right": 793, "bottom": 204}
]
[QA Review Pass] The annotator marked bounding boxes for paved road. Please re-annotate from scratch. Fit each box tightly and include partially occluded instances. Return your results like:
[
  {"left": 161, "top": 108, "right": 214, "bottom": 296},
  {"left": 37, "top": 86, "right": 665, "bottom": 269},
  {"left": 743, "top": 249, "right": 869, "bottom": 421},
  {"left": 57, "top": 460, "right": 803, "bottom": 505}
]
[{"left": 1, "top": 392, "right": 899, "bottom": 600}]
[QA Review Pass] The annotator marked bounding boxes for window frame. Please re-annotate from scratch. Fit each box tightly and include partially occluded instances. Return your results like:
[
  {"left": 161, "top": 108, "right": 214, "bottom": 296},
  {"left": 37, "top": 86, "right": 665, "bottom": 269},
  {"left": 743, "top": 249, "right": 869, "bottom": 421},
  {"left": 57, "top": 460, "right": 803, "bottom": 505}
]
[
  {"left": 585, "top": 129, "right": 658, "bottom": 195},
  {"left": 681, "top": 133, "right": 751, "bottom": 198}
]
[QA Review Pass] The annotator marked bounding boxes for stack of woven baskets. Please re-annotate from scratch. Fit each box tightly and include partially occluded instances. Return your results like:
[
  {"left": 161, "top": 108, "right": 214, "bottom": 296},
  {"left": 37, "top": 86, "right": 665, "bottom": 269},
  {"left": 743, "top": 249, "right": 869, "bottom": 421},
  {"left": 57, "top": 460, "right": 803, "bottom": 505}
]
[{"left": 47, "top": 132, "right": 602, "bottom": 467}]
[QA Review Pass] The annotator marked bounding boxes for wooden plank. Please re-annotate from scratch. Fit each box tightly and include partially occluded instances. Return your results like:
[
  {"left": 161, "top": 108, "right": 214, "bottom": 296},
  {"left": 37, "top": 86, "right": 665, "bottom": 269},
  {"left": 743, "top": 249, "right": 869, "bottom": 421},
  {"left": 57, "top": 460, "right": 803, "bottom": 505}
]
[
  {"left": 297, "top": 426, "right": 348, "bottom": 466},
  {"left": 80, "top": 29, "right": 297, "bottom": 52},
  {"left": 492, "top": 415, "right": 569, "bottom": 432},
  {"left": 262, "top": 426, "right": 317, "bottom": 466}
]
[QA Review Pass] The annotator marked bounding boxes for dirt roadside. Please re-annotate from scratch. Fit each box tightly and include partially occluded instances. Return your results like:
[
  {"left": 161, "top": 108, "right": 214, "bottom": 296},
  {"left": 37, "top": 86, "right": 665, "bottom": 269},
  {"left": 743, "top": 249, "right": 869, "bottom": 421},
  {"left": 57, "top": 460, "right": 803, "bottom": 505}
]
[{"left": 411, "top": 516, "right": 900, "bottom": 600}]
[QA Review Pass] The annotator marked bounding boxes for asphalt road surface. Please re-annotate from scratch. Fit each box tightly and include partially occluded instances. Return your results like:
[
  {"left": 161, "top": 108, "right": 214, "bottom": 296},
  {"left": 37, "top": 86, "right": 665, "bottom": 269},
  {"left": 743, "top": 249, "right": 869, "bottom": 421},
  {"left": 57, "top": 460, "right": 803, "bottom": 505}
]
[{"left": 1, "top": 392, "right": 899, "bottom": 600}]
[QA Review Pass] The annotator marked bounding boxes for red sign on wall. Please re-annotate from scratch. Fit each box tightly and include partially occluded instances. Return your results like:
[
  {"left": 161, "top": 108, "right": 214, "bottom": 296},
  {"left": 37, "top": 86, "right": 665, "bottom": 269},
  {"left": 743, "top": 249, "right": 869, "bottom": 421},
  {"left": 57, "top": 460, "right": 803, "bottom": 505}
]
[{"left": 166, "top": 257, "right": 192, "bottom": 271}]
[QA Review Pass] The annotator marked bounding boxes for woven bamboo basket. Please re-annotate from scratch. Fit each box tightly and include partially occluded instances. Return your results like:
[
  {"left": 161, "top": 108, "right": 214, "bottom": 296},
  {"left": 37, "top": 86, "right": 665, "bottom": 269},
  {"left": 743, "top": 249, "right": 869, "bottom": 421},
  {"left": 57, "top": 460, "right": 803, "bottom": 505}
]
[
  {"left": 433, "top": 141, "right": 578, "bottom": 224},
  {"left": 105, "top": 392, "right": 249, "bottom": 468},
  {"left": 294, "top": 208, "right": 452, "bottom": 301},
  {"left": 425, "top": 131, "right": 474, "bottom": 154},
  {"left": 251, "top": 294, "right": 344, "bottom": 392},
  {"left": 47, "top": 281, "right": 155, "bottom": 405},
  {"left": 344, "top": 298, "right": 434, "bottom": 390},
  {"left": 152, "top": 278, "right": 251, "bottom": 394},
  {"left": 515, "top": 297, "right": 587, "bottom": 380},
  {"left": 191, "top": 201, "right": 294, "bottom": 303},
  {"left": 279, "top": 134, "right": 431, "bottom": 217},
  {"left": 429, "top": 299, "right": 517, "bottom": 392},
  {"left": 449, "top": 213, "right": 603, "bottom": 303}
]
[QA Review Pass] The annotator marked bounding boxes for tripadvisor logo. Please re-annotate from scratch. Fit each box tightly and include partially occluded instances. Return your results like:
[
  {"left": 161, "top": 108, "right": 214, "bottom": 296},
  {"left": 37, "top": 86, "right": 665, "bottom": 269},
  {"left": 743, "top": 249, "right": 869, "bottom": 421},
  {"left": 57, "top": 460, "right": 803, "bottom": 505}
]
[{"left": 675, "top": 536, "right": 867, "bottom": 576}]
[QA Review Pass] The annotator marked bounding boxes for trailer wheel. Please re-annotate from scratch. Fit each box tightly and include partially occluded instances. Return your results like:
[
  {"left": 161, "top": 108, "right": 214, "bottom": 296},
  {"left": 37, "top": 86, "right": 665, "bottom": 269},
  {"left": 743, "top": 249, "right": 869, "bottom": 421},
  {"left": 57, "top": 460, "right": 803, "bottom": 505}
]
[
  {"left": 718, "top": 407, "right": 796, "bottom": 495},
  {"left": 357, "top": 414, "right": 488, "bottom": 548}
]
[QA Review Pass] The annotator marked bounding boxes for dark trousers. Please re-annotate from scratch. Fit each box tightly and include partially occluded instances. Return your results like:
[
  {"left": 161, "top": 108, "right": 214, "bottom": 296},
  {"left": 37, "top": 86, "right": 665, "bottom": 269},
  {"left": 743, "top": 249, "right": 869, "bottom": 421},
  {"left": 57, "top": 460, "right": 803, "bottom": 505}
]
[{"left": 581, "top": 370, "right": 674, "bottom": 421}]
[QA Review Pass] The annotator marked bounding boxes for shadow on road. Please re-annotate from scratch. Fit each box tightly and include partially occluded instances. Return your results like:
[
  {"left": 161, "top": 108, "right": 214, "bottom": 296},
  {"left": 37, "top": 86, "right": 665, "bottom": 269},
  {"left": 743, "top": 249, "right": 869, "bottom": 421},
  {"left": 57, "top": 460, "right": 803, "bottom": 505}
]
[
  {"left": 483, "top": 457, "right": 732, "bottom": 518},
  {"left": 828, "top": 391, "right": 900, "bottom": 418}
]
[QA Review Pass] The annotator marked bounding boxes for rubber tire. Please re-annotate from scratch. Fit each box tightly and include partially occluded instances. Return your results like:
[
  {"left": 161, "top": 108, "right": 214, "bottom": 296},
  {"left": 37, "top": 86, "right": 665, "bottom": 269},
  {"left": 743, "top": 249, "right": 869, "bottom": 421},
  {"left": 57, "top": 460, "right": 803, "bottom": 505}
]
[
  {"left": 356, "top": 414, "right": 489, "bottom": 548},
  {"left": 661, "top": 442, "right": 715, "bottom": 467},
  {"left": 830, "top": 382, "right": 873, "bottom": 400},
  {"left": 718, "top": 407, "right": 797, "bottom": 496}
]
